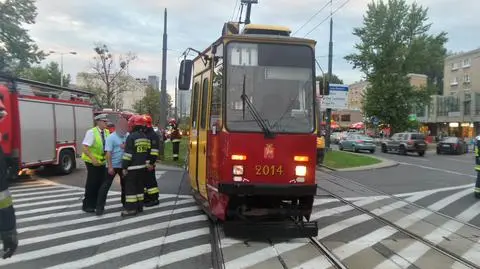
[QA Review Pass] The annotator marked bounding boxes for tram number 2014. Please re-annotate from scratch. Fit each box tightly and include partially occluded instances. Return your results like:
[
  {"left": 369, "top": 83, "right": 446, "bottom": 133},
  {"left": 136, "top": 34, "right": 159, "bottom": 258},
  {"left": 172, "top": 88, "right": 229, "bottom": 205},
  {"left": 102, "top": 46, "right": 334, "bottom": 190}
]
[{"left": 255, "top": 165, "right": 284, "bottom": 176}]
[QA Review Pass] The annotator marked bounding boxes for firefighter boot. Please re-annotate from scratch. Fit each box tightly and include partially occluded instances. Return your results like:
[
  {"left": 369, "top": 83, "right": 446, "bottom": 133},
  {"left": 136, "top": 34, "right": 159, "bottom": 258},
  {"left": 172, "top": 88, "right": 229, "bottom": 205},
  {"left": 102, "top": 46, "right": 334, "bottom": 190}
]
[
  {"left": 144, "top": 200, "right": 159, "bottom": 207},
  {"left": 121, "top": 209, "right": 137, "bottom": 217}
]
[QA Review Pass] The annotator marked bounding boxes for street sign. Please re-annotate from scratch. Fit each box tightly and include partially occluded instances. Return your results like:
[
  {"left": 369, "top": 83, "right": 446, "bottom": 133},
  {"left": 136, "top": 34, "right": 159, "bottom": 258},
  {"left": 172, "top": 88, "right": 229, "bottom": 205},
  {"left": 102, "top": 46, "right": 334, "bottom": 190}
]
[
  {"left": 318, "top": 84, "right": 349, "bottom": 111},
  {"left": 408, "top": 113, "right": 417, "bottom": 121},
  {"left": 371, "top": 116, "right": 379, "bottom": 126}
]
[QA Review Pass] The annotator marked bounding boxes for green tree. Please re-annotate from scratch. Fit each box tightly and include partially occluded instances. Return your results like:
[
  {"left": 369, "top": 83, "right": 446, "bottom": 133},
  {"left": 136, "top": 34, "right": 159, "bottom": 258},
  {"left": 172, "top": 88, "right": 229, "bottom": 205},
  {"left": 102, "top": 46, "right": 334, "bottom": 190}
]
[
  {"left": 315, "top": 74, "right": 344, "bottom": 84},
  {"left": 19, "top": 61, "right": 71, "bottom": 86},
  {"left": 345, "top": 0, "right": 443, "bottom": 132},
  {"left": 90, "top": 43, "right": 136, "bottom": 108},
  {"left": 0, "top": 0, "right": 45, "bottom": 72},
  {"left": 133, "top": 86, "right": 172, "bottom": 125}
]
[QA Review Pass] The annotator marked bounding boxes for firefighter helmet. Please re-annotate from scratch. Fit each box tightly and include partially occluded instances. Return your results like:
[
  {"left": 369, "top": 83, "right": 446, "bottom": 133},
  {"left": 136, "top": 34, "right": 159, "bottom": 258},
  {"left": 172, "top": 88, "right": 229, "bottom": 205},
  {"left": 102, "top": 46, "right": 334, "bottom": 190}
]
[
  {"left": 168, "top": 118, "right": 177, "bottom": 126},
  {"left": 128, "top": 115, "right": 146, "bottom": 131},
  {"left": 143, "top": 114, "right": 153, "bottom": 128}
]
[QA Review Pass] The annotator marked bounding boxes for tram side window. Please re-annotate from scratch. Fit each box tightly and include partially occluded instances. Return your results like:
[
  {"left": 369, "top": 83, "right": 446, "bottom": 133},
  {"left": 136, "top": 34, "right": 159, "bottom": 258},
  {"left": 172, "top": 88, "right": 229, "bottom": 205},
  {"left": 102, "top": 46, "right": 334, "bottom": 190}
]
[
  {"left": 210, "top": 57, "right": 223, "bottom": 130},
  {"left": 200, "top": 78, "right": 209, "bottom": 129},
  {"left": 191, "top": 82, "right": 200, "bottom": 129}
]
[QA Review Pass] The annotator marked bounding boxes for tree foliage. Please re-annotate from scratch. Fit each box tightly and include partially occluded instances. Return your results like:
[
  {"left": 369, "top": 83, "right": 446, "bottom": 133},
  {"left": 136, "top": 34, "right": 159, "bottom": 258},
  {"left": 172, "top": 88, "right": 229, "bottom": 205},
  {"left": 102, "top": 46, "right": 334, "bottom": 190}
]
[
  {"left": 19, "top": 61, "right": 71, "bottom": 86},
  {"left": 83, "top": 43, "right": 136, "bottom": 108},
  {"left": 133, "top": 86, "right": 172, "bottom": 126},
  {"left": 315, "top": 74, "right": 344, "bottom": 85},
  {"left": 345, "top": 0, "right": 446, "bottom": 132},
  {"left": 0, "top": 0, "right": 45, "bottom": 72}
]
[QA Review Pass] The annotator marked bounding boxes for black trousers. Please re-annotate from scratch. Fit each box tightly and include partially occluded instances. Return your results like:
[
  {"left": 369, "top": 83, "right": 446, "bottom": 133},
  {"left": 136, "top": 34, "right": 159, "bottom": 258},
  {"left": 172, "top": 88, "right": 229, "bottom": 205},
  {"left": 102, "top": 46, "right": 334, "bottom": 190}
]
[
  {"left": 124, "top": 168, "right": 146, "bottom": 211},
  {"left": 316, "top": 148, "right": 325, "bottom": 165},
  {"left": 172, "top": 141, "right": 180, "bottom": 161},
  {"left": 475, "top": 171, "right": 480, "bottom": 198},
  {"left": 83, "top": 162, "right": 106, "bottom": 210},
  {"left": 97, "top": 168, "right": 124, "bottom": 210},
  {"left": 144, "top": 169, "right": 159, "bottom": 203}
]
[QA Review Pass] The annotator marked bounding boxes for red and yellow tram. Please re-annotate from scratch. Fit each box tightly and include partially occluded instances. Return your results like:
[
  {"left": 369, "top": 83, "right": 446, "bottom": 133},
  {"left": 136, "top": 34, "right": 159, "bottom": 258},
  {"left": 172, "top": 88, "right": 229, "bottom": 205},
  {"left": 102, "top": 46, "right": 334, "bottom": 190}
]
[{"left": 178, "top": 22, "right": 318, "bottom": 238}]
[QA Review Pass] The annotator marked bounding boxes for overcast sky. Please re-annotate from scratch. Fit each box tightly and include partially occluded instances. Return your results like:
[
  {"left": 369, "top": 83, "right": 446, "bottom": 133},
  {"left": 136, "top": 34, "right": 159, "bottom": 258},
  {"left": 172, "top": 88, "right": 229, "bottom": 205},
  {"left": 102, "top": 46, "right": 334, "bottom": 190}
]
[{"left": 28, "top": 0, "right": 480, "bottom": 98}]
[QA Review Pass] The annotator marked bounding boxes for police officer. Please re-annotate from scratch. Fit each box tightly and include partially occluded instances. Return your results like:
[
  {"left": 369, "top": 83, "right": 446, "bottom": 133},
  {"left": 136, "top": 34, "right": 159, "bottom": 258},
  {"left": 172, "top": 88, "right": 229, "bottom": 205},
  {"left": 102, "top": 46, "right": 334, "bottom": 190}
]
[
  {"left": 121, "top": 115, "right": 151, "bottom": 217},
  {"left": 475, "top": 136, "right": 480, "bottom": 198},
  {"left": 0, "top": 93, "right": 18, "bottom": 259},
  {"left": 142, "top": 115, "right": 160, "bottom": 207},
  {"left": 81, "top": 114, "right": 110, "bottom": 213},
  {"left": 168, "top": 119, "right": 181, "bottom": 161}
]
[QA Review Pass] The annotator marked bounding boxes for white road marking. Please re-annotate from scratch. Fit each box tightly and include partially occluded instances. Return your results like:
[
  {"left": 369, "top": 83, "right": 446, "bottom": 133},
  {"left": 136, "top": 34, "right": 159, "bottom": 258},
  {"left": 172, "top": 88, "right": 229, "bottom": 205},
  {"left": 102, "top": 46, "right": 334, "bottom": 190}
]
[
  {"left": 45, "top": 227, "right": 210, "bottom": 269},
  {"left": 397, "top": 162, "right": 476, "bottom": 178},
  {"left": 9, "top": 183, "right": 50, "bottom": 190},
  {"left": 18, "top": 201, "right": 198, "bottom": 233},
  {"left": 428, "top": 188, "right": 472, "bottom": 211},
  {"left": 13, "top": 191, "right": 84, "bottom": 202},
  {"left": 290, "top": 255, "right": 333, "bottom": 269},
  {"left": 0, "top": 214, "right": 208, "bottom": 266},
  {"left": 10, "top": 185, "right": 62, "bottom": 193}
]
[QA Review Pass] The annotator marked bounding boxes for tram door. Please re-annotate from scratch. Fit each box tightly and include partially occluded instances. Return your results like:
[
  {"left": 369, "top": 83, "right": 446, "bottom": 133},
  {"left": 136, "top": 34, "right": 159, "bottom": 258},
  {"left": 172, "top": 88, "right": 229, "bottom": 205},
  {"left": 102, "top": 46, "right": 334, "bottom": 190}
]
[
  {"left": 189, "top": 70, "right": 211, "bottom": 199},
  {"left": 197, "top": 72, "right": 211, "bottom": 198},
  {"left": 188, "top": 81, "right": 200, "bottom": 191}
]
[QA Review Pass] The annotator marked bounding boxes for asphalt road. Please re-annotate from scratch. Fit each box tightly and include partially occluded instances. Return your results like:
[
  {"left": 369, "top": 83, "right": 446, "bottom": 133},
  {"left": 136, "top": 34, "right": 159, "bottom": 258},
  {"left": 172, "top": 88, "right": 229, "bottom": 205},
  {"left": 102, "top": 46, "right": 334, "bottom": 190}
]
[{"left": 5, "top": 154, "right": 480, "bottom": 268}]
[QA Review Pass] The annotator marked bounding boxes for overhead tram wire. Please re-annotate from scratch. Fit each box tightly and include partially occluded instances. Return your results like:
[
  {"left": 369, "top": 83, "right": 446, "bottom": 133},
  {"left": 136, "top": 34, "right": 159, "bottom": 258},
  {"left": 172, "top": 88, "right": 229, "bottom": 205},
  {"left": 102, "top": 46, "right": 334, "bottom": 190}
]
[
  {"left": 303, "top": 0, "right": 352, "bottom": 37},
  {"left": 292, "top": 0, "right": 331, "bottom": 36},
  {"left": 230, "top": 0, "right": 240, "bottom": 21}
]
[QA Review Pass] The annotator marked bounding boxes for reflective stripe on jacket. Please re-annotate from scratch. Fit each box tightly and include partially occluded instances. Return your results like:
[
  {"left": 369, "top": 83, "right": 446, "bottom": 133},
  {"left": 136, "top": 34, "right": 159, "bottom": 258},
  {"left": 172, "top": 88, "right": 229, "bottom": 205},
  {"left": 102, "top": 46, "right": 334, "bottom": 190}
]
[
  {"left": 81, "top": 127, "right": 110, "bottom": 164},
  {"left": 0, "top": 189, "right": 12, "bottom": 209}
]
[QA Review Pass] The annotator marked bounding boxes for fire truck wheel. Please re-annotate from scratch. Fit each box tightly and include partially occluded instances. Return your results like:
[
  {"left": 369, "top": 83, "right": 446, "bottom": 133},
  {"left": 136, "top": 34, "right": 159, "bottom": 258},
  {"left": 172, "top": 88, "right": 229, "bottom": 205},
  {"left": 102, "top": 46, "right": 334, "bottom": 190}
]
[{"left": 56, "top": 150, "right": 76, "bottom": 175}]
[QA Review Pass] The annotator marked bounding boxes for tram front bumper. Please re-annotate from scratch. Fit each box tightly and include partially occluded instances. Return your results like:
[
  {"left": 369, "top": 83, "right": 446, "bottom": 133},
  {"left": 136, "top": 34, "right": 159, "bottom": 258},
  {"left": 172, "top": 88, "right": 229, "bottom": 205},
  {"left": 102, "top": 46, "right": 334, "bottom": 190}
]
[{"left": 218, "top": 183, "right": 317, "bottom": 196}]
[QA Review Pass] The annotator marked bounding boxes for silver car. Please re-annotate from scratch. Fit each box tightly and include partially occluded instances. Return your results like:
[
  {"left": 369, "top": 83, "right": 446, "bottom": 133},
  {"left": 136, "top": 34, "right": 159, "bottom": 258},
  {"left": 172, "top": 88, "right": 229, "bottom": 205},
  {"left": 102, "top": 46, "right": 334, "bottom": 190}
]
[{"left": 339, "top": 134, "right": 376, "bottom": 153}]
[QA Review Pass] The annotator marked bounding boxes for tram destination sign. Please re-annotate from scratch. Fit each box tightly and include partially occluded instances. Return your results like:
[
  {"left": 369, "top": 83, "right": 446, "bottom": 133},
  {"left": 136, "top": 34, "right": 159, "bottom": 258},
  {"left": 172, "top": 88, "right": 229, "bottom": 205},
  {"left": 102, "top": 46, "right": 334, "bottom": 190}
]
[{"left": 317, "top": 83, "right": 349, "bottom": 111}]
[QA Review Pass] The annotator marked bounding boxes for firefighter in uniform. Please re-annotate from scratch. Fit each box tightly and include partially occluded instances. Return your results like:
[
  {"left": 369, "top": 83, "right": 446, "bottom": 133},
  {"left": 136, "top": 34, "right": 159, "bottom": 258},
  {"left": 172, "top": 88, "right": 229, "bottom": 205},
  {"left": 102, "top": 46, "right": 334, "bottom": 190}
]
[
  {"left": 121, "top": 115, "right": 151, "bottom": 216},
  {"left": 0, "top": 94, "right": 18, "bottom": 259},
  {"left": 316, "top": 133, "right": 326, "bottom": 166},
  {"left": 142, "top": 115, "right": 160, "bottom": 207},
  {"left": 168, "top": 119, "right": 181, "bottom": 161},
  {"left": 475, "top": 136, "right": 480, "bottom": 198}
]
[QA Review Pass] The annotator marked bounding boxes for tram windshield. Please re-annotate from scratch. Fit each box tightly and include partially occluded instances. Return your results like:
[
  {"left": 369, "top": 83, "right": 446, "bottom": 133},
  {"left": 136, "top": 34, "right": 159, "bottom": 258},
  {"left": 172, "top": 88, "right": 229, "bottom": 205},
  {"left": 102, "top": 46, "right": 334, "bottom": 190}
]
[{"left": 225, "top": 42, "right": 315, "bottom": 134}]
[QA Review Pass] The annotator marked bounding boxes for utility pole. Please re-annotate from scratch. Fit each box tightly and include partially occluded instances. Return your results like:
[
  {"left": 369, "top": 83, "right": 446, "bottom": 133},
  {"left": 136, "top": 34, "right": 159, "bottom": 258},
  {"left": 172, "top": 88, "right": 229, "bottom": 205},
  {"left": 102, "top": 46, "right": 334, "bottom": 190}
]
[
  {"left": 160, "top": 8, "right": 168, "bottom": 128},
  {"left": 325, "top": 1, "right": 334, "bottom": 150}
]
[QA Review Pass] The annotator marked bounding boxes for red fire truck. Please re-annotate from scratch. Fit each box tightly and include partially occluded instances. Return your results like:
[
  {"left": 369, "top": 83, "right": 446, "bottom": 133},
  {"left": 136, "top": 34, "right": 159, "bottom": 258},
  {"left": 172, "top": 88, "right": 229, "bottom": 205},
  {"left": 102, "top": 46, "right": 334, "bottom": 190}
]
[{"left": 0, "top": 75, "right": 95, "bottom": 179}]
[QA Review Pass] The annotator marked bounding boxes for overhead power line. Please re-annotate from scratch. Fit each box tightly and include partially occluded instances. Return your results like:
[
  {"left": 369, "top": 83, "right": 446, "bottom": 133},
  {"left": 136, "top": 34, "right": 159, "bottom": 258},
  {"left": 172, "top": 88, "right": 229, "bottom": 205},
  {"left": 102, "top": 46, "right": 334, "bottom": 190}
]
[
  {"left": 230, "top": 0, "right": 239, "bottom": 21},
  {"left": 292, "top": 1, "right": 331, "bottom": 36},
  {"left": 303, "top": 0, "right": 351, "bottom": 37}
]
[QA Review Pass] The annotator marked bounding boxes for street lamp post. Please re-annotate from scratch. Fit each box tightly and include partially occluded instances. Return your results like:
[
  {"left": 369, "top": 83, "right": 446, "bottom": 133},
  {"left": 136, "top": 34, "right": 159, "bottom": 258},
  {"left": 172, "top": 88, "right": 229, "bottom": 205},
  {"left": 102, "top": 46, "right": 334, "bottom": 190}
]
[{"left": 48, "top": 50, "right": 77, "bottom": 87}]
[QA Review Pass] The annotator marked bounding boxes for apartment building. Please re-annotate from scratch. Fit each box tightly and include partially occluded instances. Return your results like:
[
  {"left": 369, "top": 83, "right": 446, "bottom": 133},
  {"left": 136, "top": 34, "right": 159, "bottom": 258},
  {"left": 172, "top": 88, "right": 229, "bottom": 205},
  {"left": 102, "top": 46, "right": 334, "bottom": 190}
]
[
  {"left": 444, "top": 48, "right": 480, "bottom": 96},
  {"left": 347, "top": 80, "right": 368, "bottom": 111}
]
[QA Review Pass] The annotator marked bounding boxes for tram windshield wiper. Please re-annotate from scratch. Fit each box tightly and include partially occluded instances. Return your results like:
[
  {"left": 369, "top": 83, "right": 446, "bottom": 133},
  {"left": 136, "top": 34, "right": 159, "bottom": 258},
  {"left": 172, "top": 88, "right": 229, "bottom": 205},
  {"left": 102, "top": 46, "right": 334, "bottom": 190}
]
[{"left": 240, "top": 74, "right": 274, "bottom": 138}]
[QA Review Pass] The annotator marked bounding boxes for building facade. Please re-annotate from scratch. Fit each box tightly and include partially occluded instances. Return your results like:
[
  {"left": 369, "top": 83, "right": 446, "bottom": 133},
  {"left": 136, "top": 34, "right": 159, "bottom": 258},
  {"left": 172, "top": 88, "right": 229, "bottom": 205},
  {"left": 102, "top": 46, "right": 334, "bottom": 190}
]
[{"left": 76, "top": 73, "right": 147, "bottom": 111}]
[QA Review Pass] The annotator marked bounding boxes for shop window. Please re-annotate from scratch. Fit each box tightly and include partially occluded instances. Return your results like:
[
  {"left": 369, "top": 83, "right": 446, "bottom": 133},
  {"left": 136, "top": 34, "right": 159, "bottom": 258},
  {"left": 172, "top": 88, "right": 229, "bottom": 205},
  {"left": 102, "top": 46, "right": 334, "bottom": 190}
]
[{"left": 340, "top": 114, "right": 350, "bottom": 122}]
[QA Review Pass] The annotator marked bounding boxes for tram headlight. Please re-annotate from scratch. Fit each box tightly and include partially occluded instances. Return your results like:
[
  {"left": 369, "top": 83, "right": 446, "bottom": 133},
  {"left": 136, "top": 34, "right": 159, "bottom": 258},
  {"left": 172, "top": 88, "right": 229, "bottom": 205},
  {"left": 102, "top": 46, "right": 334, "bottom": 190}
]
[
  {"left": 295, "top": 165, "right": 307, "bottom": 177},
  {"left": 233, "top": 165, "right": 244, "bottom": 176}
]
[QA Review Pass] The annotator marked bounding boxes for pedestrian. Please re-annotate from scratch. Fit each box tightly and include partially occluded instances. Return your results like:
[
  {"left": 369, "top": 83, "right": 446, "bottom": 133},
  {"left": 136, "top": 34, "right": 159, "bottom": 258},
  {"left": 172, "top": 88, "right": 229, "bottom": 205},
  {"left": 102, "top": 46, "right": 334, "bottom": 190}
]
[
  {"left": 142, "top": 115, "right": 160, "bottom": 207},
  {"left": 316, "top": 133, "right": 326, "bottom": 166},
  {"left": 81, "top": 113, "right": 110, "bottom": 213},
  {"left": 121, "top": 115, "right": 151, "bottom": 217},
  {"left": 168, "top": 119, "right": 181, "bottom": 161},
  {"left": 0, "top": 93, "right": 18, "bottom": 259},
  {"left": 95, "top": 116, "right": 129, "bottom": 215}
]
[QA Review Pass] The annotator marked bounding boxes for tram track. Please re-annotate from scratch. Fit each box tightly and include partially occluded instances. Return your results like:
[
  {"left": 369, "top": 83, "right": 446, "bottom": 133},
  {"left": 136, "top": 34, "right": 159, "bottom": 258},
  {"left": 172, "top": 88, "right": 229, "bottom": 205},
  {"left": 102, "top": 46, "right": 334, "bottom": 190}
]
[{"left": 316, "top": 171, "right": 480, "bottom": 269}]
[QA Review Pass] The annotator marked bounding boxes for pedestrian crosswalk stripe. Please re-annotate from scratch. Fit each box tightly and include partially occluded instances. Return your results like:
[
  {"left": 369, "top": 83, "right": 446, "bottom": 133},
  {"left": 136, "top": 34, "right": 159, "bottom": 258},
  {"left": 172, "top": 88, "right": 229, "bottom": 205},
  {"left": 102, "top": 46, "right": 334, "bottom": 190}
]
[{"left": 45, "top": 227, "right": 210, "bottom": 269}]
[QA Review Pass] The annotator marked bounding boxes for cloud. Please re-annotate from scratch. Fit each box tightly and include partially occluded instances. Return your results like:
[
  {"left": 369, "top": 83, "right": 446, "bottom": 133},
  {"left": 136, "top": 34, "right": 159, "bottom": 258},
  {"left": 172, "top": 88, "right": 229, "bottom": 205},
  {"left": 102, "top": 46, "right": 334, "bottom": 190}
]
[{"left": 26, "top": 0, "right": 480, "bottom": 99}]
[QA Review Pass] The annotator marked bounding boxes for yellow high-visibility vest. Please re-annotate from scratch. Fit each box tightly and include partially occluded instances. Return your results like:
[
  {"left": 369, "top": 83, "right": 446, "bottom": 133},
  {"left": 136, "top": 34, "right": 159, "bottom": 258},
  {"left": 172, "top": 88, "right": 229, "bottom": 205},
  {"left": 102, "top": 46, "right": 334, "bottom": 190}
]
[
  {"left": 317, "top": 136, "right": 325, "bottom": 149},
  {"left": 81, "top": 127, "right": 110, "bottom": 164}
]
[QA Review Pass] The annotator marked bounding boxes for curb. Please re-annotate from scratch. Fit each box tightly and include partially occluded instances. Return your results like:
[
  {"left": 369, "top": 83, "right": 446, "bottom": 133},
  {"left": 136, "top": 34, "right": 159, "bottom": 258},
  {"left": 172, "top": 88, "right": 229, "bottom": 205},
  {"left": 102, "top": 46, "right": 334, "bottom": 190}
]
[
  {"left": 155, "top": 163, "right": 184, "bottom": 171},
  {"left": 319, "top": 150, "right": 399, "bottom": 172}
]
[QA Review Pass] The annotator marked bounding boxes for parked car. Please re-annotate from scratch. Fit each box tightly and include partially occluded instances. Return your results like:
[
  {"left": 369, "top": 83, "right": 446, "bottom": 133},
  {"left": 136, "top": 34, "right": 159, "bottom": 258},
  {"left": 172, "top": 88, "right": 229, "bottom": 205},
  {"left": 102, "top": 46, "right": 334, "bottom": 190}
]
[
  {"left": 437, "top": 137, "right": 467, "bottom": 155},
  {"left": 339, "top": 134, "right": 376, "bottom": 153},
  {"left": 381, "top": 132, "right": 427, "bottom": 156}
]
